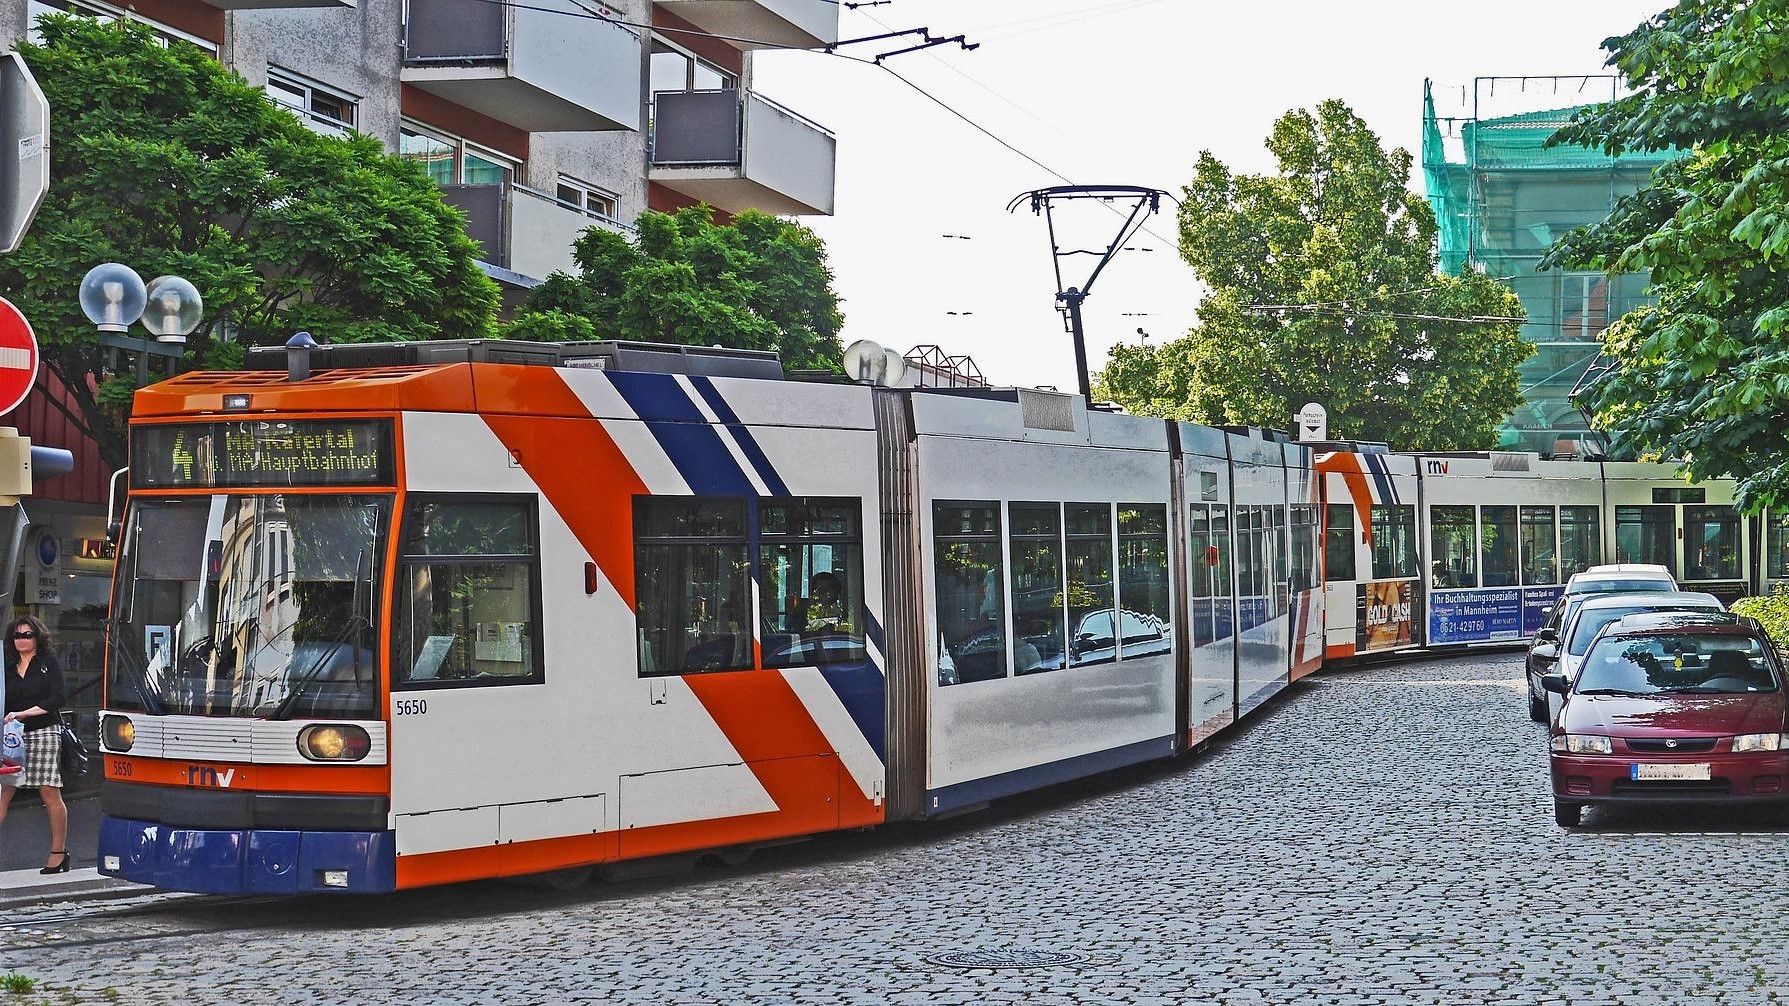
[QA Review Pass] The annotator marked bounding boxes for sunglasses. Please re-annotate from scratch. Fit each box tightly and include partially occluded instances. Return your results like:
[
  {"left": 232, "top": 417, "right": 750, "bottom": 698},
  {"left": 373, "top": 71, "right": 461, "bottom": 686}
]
[{"left": 11, "top": 631, "right": 34, "bottom": 640}]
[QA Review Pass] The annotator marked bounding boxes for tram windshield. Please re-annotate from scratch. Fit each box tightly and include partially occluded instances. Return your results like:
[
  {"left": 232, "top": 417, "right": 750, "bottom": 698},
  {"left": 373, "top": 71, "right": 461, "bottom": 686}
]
[{"left": 108, "top": 494, "right": 389, "bottom": 718}]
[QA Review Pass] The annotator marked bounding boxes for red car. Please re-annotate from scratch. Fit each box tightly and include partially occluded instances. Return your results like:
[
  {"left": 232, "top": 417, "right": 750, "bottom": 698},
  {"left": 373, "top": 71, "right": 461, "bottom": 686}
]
[{"left": 1543, "top": 612, "right": 1789, "bottom": 827}]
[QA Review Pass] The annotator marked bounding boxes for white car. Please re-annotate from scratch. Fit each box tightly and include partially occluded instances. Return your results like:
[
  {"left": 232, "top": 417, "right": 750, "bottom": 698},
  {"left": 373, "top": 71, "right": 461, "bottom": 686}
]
[
  {"left": 1561, "top": 563, "right": 1678, "bottom": 596},
  {"left": 1533, "top": 590, "right": 1724, "bottom": 722}
]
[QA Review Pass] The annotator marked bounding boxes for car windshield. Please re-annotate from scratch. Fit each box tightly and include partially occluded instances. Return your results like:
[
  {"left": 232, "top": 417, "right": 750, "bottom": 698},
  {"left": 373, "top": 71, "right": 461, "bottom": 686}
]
[
  {"left": 1568, "top": 605, "right": 1717, "bottom": 655},
  {"left": 108, "top": 494, "right": 389, "bottom": 718},
  {"left": 1567, "top": 579, "right": 1675, "bottom": 596},
  {"left": 1576, "top": 633, "right": 1779, "bottom": 695}
]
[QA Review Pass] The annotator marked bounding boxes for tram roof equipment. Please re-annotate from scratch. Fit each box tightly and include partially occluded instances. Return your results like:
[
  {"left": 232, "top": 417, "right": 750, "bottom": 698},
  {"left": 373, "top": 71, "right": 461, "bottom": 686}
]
[{"left": 243, "top": 339, "right": 787, "bottom": 381}]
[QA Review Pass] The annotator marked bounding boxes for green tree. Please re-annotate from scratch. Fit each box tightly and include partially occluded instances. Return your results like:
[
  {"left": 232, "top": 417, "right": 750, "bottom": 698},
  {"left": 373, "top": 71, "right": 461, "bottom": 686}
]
[
  {"left": 1543, "top": 1, "right": 1789, "bottom": 508},
  {"left": 511, "top": 205, "right": 845, "bottom": 370},
  {"left": 1095, "top": 101, "right": 1530, "bottom": 450},
  {"left": 1, "top": 17, "right": 499, "bottom": 468}
]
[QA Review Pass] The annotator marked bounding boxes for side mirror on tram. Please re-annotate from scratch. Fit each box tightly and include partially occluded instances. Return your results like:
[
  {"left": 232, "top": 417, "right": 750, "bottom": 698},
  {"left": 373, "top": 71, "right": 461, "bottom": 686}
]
[
  {"left": 1532, "top": 643, "right": 1559, "bottom": 664},
  {"left": 1540, "top": 673, "right": 1570, "bottom": 695}
]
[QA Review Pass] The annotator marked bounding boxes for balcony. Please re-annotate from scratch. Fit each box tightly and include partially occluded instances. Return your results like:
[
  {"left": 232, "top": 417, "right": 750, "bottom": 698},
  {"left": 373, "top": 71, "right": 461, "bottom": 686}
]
[
  {"left": 441, "top": 182, "right": 632, "bottom": 282},
  {"left": 654, "top": 0, "right": 838, "bottom": 49},
  {"left": 202, "top": 0, "right": 352, "bottom": 9},
  {"left": 649, "top": 90, "right": 836, "bottom": 216},
  {"left": 402, "top": 0, "right": 641, "bottom": 133}
]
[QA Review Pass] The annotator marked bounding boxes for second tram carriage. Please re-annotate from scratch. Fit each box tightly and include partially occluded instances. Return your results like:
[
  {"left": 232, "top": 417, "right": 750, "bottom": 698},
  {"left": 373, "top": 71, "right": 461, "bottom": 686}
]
[{"left": 92, "top": 341, "right": 1766, "bottom": 894}]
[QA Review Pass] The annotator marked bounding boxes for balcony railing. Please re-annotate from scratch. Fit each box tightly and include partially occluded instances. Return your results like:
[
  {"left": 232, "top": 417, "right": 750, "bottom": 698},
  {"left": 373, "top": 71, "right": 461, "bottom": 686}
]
[
  {"left": 402, "top": 0, "right": 641, "bottom": 132},
  {"left": 649, "top": 89, "right": 835, "bottom": 216},
  {"left": 440, "top": 182, "right": 631, "bottom": 282},
  {"left": 654, "top": 0, "right": 836, "bottom": 49}
]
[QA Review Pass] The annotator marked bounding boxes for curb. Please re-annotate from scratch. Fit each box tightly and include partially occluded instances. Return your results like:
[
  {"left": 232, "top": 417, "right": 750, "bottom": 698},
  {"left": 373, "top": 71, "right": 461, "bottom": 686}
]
[{"left": 0, "top": 867, "right": 147, "bottom": 910}]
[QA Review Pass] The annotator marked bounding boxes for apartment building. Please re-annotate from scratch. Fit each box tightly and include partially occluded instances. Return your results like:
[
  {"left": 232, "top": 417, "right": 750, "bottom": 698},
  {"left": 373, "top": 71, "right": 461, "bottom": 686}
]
[{"left": 1, "top": 0, "right": 840, "bottom": 290}]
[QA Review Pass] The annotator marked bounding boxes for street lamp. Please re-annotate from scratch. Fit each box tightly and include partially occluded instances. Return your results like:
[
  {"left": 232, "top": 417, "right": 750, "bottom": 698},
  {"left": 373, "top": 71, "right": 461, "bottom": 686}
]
[{"left": 79, "top": 263, "right": 203, "bottom": 383}]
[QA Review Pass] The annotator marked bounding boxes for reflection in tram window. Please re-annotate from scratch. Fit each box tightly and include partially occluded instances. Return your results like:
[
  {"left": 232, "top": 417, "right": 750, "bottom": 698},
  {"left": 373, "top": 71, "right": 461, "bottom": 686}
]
[
  {"left": 1560, "top": 505, "right": 1601, "bottom": 577},
  {"left": 634, "top": 498, "right": 751, "bottom": 675},
  {"left": 1324, "top": 504, "right": 1355, "bottom": 582},
  {"left": 1369, "top": 505, "right": 1417, "bottom": 579},
  {"left": 1480, "top": 505, "right": 1518, "bottom": 587},
  {"left": 1212, "top": 505, "right": 1233, "bottom": 639},
  {"left": 1520, "top": 506, "right": 1560, "bottom": 585},
  {"left": 1684, "top": 505, "right": 1740, "bottom": 580},
  {"left": 1615, "top": 505, "right": 1676, "bottom": 576},
  {"left": 1065, "top": 503, "right": 1116, "bottom": 666},
  {"left": 759, "top": 499, "right": 866, "bottom": 669},
  {"left": 395, "top": 496, "right": 539, "bottom": 688},
  {"left": 1118, "top": 505, "right": 1171, "bottom": 659},
  {"left": 1289, "top": 504, "right": 1319, "bottom": 590},
  {"left": 935, "top": 503, "right": 1006, "bottom": 685},
  {"left": 1008, "top": 503, "right": 1066, "bottom": 675},
  {"left": 1189, "top": 506, "right": 1215, "bottom": 645},
  {"left": 1770, "top": 512, "right": 1789, "bottom": 580},
  {"left": 1430, "top": 505, "right": 1478, "bottom": 588}
]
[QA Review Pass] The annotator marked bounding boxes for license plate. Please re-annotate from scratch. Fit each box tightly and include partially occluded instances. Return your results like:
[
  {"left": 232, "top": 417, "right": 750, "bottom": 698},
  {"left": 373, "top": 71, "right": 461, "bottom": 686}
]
[{"left": 1631, "top": 762, "right": 1712, "bottom": 781}]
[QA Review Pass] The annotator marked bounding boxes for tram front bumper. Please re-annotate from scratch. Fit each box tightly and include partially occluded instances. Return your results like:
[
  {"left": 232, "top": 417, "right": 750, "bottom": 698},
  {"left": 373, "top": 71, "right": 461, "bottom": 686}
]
[{"left": 98, "top": 815, "right": 397, "bottom": 894}]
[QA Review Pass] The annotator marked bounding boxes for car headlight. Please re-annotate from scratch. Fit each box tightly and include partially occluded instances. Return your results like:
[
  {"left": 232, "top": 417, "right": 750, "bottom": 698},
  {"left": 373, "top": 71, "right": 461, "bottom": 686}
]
[
  {"left": 1732, "top": 733, "right": 1784, "bottom": 753},
  {"left": 101, "top": 714, "right": 134, "bottom": 753},
  {"left": 297, "top": 724, "right": 371, "bottom": 762},
  {"left": 1550, "top": 734, "right": 1613, "bottom": 755}
]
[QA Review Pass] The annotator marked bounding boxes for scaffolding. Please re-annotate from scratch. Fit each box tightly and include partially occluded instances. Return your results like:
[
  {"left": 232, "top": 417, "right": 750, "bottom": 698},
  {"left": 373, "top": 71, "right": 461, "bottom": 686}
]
[{"left": 1422, "top": 76, "right": 1676, "bottom": 455}]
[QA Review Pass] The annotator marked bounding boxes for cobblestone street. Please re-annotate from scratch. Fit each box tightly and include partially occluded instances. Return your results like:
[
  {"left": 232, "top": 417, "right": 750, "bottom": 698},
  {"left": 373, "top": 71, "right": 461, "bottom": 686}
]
[{"left": 8, "top": 650, "right": 1789, "bottom": 1004}]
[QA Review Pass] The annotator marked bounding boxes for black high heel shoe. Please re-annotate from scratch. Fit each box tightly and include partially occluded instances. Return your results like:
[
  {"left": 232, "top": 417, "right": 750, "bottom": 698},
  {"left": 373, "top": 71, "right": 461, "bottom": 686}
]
[{"left": 40, "top": 851, "right": 69, "bottom": 874}]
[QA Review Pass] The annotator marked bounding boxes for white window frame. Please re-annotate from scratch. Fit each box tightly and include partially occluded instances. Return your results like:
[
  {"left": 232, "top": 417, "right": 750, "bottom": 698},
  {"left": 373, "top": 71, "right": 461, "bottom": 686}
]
[
  {"left": 553, "top": 176, "right": 619, "bottom": 221},
  {"left": 266, "top": 66, "right": 359, "bottom": 136},
  {"left": 28, "top": 0, "right": 217, "bottom": 55},
  {"left": 649, "top": 33, "right": 738, "bottom": 93},
  {"left": 399, "top": 119, "right": 520, "bottom": 186}
]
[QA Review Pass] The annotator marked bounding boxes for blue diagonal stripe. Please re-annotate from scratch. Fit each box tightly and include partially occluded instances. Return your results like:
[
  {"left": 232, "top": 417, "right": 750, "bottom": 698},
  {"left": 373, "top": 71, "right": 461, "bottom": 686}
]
[{"left": 688, "top": 376, "right": 793, "bottom": 498}]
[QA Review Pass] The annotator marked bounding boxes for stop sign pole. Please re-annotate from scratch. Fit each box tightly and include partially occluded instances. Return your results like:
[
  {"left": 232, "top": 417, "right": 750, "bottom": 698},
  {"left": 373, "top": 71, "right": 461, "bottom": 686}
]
[{"left": 0, "top": 51, "right": 49, "bottom": 255}]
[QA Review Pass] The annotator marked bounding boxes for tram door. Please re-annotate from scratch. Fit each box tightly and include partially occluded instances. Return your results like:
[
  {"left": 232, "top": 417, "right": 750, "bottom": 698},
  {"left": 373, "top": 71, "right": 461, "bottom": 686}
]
[{"left": 1186, "top": 461, "right": 1235, "bottom": 744}]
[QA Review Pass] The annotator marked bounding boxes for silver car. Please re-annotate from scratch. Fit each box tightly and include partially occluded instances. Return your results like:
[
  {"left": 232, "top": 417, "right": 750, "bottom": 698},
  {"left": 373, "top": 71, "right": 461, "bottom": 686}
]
[{"left": 1531, "top": 590, "right": 1725, "bottom": 723}]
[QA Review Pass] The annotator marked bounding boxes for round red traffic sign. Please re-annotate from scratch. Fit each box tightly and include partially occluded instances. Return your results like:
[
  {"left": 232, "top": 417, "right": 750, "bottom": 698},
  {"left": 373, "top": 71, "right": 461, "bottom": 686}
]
[{"left": 0, "top": 297, "right": 39, "bottom": 417}]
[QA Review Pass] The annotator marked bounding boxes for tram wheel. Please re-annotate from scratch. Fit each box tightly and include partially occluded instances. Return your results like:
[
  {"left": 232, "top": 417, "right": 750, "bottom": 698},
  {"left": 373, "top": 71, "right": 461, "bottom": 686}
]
[{"left": 1553, "top": 799, "right": 1582, "bottom": 828}]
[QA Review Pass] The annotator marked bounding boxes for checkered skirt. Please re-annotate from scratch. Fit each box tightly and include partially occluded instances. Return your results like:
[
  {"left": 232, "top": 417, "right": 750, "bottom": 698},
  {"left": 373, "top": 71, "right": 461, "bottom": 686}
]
[{"left": 18, "top": 726, "right": 61, "bottom": 788}]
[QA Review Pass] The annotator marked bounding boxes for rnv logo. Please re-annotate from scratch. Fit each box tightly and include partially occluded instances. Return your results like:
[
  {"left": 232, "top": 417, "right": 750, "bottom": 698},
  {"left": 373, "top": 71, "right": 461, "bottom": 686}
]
[{"left": 186, "top": 766, "right": 236, "bottom": 788}]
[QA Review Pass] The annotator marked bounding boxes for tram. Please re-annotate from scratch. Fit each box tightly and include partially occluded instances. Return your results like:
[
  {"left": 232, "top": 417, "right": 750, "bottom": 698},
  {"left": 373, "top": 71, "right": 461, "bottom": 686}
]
[{"left": 92, "top": 340, "right": 1760, "bottom": 894}]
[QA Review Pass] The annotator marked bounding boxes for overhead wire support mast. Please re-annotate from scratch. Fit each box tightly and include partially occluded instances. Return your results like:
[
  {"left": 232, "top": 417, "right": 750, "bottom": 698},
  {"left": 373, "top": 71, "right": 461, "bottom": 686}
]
[{"left": 1007, "top": 185, "right": 1175, "bottom": 402}]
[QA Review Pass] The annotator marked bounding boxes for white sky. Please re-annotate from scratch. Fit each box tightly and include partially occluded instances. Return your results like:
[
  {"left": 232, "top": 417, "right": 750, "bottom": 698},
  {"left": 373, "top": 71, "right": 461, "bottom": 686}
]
[{"left": 748, "top": 0, "right": 1662, "bottom": 392}]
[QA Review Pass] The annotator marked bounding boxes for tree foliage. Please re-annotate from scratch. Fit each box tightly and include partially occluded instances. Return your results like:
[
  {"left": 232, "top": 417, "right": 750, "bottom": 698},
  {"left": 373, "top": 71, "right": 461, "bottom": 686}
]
[
  {"left": 1543, "top": 0, "right": 1789, "bottom": 509},
  {"left": 0, "top": 17, "right": 499, "bottom": 468},
  {"left": 511, "top": 206, "right": 845, "bottom": 370},
  {"left": 1095, "top": 100, "right": 1529, "bottom": 450}
]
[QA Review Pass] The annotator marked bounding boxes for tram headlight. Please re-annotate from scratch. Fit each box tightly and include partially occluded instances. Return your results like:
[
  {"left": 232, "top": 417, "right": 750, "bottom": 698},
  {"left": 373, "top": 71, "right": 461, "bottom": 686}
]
[
  {"left": 298, "top": 724, "right": 371, "bottom": 762},
  {"left": 101, "top": 714, "right": 135, "bottom": 753}
]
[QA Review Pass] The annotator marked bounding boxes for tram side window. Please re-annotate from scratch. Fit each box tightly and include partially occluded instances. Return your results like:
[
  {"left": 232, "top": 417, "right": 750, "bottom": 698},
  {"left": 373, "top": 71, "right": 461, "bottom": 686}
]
[
  {"left": 1685, "top": 505, "right": 1740, "bottom": 580},
  {"left": 635, "top": 498, "right": 751, "bottom": 676},
  {"left": 1520, "top": 506, "right": 1560, "bottom": 586},
  {"left": 1118, "top": 504, "right": 1172, "bottom": 659},
  {"left": 1480, "top": 505, "right": 1518, "bottom": 587},
  {"left": 1560, "top": 505, "right": 1600, "bottom": 577},
  {"left": 1369, "top": 505, "right": 1416, "bottom": 580},
  {"left": 1289, "top": 504, "right": 1319, "bottom": 591},
  {"left": 935, "top": 503, "right": 1006, "bottom": 685},
  {"left": 1189, "top": 506, "right": 1215, "bottom": 646},
  {"left": 1770, "top": 512, "right": 1789, "bottom": 580},
  {"left": 759, "top": 499, "right": 866, "bottom": 669},
  {"left": 1324, "top": 504, "right": 1355, "bottom": 582},
  {"left": 1429, "top": 505, "right": 1477, "bottom": 589},
  {"left": 393, "top": 496, "right": 542, "bottom": 688},
  {"left": 1065, "top": 503, "right": 1116, "bottom": 667},
  {"left": 1009, "top": 503, "right": 1066, "bottom": 675},
  {"left": 1615, "top": 505, "right": 1676, "bottom": 576}
]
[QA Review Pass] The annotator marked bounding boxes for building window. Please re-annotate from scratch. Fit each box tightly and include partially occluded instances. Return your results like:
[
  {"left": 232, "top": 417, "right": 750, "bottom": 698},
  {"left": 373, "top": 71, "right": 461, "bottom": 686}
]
[
  {"left": 399, "top": 120, "right": 518, "bottom": 186},
  {"left": 1324, "top": 504, "right": 1355, "bottom": 583},
  {"left": 392, "top": 496, "right": 541, "bottom": 688},
  {"left": 649, "top": 35, "right": 738, "bottom": 94},
  {"left": 1430, "top": 505, "right": 1477, "bottom": 588},
  {"left": 934, "top": 502, "right": 1005, "bottom": 686},
  {"left": 634, "top": 498, "right": 751, "bottom": 675},
  {"left": 554, "top": 177, "right": 618, "bottom": 219},
  {"left": 1117, "top": 505, "right": 1171, "bottom": 659},
  {"left": 29, "top": 0, "right": 217, "bottom": 54},
  {"left": 1560, "top": 272, "right": 1610, "bottom": 342},
  {"left": 1009, "top": 503, "right": 1065, "bottom": 674},
  {"left": 758, "top": 498, "right": 865, "bottom": 669},
  {"left": 266, "top": 67, "right": 357, "bottom": 135},
  {"left": 1369, "top": 504, "right": 1417, "bottom": 580}
]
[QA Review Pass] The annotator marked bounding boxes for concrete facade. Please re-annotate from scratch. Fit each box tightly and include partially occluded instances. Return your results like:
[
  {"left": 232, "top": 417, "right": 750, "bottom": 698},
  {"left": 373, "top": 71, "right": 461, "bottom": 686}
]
[{"left": 5, "top": 0, "right": 838, "bottom": 285}]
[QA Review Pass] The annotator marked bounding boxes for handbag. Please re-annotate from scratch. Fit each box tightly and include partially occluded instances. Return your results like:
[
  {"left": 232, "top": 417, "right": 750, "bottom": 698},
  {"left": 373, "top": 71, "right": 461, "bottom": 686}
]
[{"left": 58, "top": 719, "right": 90, "bottom": 778}]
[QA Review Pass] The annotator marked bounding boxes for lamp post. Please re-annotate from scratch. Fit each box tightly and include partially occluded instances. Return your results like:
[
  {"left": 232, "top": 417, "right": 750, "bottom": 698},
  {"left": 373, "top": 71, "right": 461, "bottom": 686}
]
[{"left": 79, "top": 263, "right": 204, "bottom": 384}]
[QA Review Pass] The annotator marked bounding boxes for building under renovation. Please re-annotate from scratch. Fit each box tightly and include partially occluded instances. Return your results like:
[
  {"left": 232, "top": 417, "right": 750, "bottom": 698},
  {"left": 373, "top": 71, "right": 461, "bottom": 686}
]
[{"left": 1422, "top": 76, "right": 1675, "bottom": 455}]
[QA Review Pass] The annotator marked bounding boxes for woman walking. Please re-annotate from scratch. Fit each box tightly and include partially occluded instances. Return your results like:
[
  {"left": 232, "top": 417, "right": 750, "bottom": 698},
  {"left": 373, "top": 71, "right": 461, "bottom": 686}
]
[{"left": 0, "top": 615, "right": 70, "bottom": 873}]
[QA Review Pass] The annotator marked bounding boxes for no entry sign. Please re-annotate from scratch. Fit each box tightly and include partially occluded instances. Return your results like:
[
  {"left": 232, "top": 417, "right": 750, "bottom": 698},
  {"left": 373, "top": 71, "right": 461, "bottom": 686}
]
[{"left": 0, "top": 297, "right": 39, "bottom": 416}]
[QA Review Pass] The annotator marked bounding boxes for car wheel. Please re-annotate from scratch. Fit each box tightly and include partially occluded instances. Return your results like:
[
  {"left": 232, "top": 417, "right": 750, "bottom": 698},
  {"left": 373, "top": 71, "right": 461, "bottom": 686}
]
[
  {"left": 1527, "top": 684, "right": 1548, "bottom": 723},
  {"left": 1553, "top": 799, "right": 1582, "bottom": 828}
]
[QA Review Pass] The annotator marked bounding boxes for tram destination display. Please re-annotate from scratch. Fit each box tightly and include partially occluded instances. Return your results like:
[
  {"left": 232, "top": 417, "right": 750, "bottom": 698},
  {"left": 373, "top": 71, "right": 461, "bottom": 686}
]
[{"left": 132, "top": 419, "right": 393, "bottom": 488}]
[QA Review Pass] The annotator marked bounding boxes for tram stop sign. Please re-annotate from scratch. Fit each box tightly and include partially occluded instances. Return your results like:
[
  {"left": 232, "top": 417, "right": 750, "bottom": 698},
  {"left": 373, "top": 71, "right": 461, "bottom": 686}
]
[{"left": 0, "top": 298, "right": 40, "bottom": 415}]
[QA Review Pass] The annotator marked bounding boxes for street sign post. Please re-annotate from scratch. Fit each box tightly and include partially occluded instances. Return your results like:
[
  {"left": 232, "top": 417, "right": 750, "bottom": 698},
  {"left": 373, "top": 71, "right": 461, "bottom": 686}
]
[
  {"left": 0, "top": 51, "right": 49, "bottom": 255},
  {"left": 0, "top": 297, "right": 40, "bottom": 416},
  {"left": 1296, "top": 402, "right": 1328, "bottom": 442}
]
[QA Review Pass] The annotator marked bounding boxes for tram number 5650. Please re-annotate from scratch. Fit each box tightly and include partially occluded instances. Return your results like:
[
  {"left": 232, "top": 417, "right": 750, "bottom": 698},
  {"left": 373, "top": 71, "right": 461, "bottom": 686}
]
[{"left": 394, "top": 699, "right": 428, "bottom": 717}]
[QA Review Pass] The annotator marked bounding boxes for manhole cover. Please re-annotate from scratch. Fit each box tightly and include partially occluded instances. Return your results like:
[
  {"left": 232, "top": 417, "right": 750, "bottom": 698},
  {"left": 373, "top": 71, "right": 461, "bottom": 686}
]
[{"left": 926, "top": 949, "right": 1088, "bottom": 969}]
